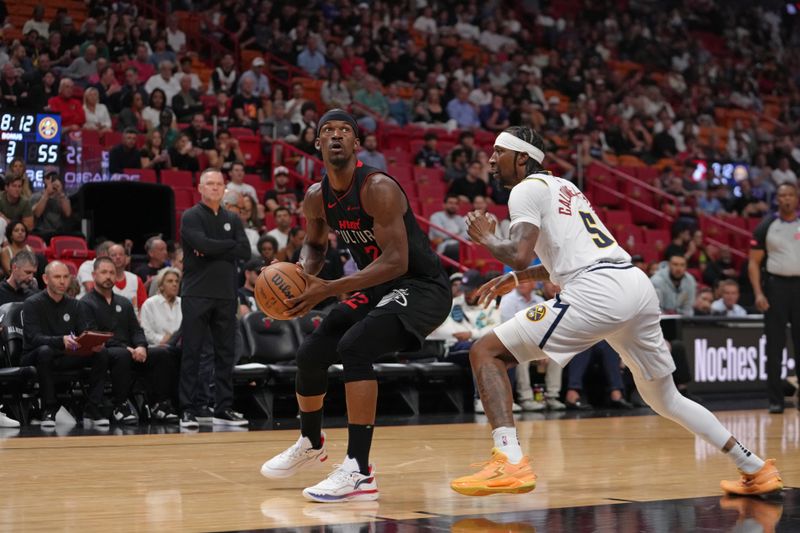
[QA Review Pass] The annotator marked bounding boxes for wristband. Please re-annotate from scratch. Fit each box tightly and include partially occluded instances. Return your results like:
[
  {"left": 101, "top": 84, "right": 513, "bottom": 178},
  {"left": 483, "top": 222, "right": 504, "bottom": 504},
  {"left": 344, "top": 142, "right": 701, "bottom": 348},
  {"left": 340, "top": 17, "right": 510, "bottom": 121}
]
[{"left": 509, "top": 271, "right": 519, "bottom": 287}]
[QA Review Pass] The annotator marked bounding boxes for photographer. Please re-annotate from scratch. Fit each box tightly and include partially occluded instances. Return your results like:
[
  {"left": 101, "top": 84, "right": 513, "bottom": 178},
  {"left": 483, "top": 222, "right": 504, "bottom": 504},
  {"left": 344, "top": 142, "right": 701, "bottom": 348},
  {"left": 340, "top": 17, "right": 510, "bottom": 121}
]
[{"left": 31, "top": 169, "right": 72, "bottom": 241}]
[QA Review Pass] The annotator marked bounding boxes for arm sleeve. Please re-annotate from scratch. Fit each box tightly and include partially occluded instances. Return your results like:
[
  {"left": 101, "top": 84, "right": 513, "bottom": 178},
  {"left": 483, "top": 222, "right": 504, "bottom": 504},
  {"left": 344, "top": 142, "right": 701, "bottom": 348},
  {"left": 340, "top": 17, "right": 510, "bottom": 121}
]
[
  {"left": 750, "top": 215, "right": 773, "bottom": 250},
  {"left": 180, "top": 209, "right": 238, "bottom": 255},
  {"left": 22, "top": 299, "right": 63, "bottom": 350},
  {"left": 507, "top": 179, "right": 550, "bottom": 229}
]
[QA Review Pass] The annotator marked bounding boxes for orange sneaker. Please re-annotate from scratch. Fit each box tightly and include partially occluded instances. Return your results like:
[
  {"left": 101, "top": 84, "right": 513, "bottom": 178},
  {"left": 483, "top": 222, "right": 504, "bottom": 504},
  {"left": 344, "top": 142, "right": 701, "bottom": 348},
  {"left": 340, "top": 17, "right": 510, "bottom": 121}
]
[
  {"left": 450, "top": 448, "right": 537, "bottom": 496},
  {"left": 720, "top": 459, "right": 783, "bottom": 496}
]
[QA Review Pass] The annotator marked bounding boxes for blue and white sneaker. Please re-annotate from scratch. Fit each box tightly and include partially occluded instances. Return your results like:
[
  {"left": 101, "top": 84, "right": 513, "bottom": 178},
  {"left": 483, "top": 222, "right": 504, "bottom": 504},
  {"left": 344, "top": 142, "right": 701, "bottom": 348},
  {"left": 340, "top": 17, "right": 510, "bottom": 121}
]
[{"left": 302, "top": 456, "right": 379, "bottom": 503}]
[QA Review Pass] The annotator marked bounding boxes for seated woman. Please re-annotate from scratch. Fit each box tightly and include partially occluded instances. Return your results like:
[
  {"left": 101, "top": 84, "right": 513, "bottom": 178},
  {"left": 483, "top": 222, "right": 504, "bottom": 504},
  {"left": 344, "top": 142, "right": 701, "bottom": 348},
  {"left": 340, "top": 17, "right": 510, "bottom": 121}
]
[
  {"left": 82, "top": 87, "right": 112, "bottom": 132},
  {"left": 0, "top": 220, "right": 34, "bottom": 277},
  {"left": 140, "top": 129, "right": 172, "bottom": 171}
]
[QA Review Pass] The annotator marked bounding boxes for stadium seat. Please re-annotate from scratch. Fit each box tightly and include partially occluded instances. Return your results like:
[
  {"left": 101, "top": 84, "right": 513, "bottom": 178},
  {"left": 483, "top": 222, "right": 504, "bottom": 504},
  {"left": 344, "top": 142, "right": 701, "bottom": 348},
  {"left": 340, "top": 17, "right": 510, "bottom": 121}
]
[
  {"left": 124, "top": 168, "right": 157, "bottom": 183},
  {"left": 25, "top": 235, "right": 47, "bottom": 254},
  {"left": 49, "top": 236, "right": 90, "bottom": 259},
  {"left": 160, "top": 170, "right": 194, "bottom": 188},
  {"left": 172, "top": 188, "right": 195, "bottom": 211}
]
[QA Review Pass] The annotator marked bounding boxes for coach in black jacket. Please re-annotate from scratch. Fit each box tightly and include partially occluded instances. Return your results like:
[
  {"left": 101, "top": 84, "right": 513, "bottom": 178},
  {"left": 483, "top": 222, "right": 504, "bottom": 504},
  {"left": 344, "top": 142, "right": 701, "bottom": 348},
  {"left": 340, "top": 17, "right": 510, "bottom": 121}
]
[
  {"left": 21, "top": 261, "right": 109, "bottom": 428},
  {"left": 179, "top": 168, "right": 251, "bottom": 428},
  {"left": 81, "top": 257, "right": 179, "bottom": 423}
]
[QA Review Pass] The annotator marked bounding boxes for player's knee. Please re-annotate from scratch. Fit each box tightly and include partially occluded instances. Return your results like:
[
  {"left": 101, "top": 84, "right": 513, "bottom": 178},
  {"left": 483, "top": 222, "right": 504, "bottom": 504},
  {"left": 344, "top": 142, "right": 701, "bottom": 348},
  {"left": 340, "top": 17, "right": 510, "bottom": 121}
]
[
  {"left": 338, "top": 338, "right": 377, "bottom": 383},
  {"left": 295, "top": 343, "right": 329, "bottom": 396},
  {"left": 468, "top": 337, "right": 495, "bottom": 368}
]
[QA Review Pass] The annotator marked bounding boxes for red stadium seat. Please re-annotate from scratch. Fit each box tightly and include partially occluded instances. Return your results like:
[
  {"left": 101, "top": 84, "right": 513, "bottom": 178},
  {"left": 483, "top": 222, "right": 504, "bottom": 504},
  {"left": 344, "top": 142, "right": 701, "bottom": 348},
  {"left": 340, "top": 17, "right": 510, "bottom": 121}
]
[
  {"left": 26, "top": 235, "right": 47, "bottom": 254},
  {"left": 124, "top": 168, "right": 157, "bottom": 183},
  {"left": 173, "top": 188, "right": 195, "bottom": 210},
  {"left": 50, "top": 236, "right": 90, "bottom": 260},
  {"left": 238, "top": 137, "right": 264, "bottom": 167},
  {"left": 161, "top": 170, "right": 194, "bottom": 188},
  {"left": 413, "top": 167, "right": 445, "bottom": 185}
]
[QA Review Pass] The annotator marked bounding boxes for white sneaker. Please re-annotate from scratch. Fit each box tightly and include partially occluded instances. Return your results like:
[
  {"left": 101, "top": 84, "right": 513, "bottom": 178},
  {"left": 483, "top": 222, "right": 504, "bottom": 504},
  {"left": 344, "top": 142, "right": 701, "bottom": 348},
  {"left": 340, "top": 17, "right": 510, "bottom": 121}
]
[
  {"left": 512, "top": 402, "right": 522, "bottom": 413},
  {"left": 474, "top": 399, "right": 484, "bottom": 413},
  {"left": 0, "top": 410, "right": 20, "bottom": 428},
  {"left": 519, "top": 399, "right": 546, "bottom": 412},
  {"left": 302, "top": 456, "right": 379, "bottom": 503},
  {"left": 546, "top": 398, "right": 567, "bottom": 410},
  {"left": 261, "top": 432, "right": 328, "bottom": 479}
]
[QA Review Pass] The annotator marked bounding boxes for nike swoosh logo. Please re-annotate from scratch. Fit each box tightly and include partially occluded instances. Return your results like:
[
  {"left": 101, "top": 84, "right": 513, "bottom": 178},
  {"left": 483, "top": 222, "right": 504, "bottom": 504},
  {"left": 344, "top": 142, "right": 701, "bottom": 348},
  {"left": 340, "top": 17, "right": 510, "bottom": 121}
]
[
  {"left": 327, "top": 202, "right": 337, "bottom": 208},
  {"left": 346, "top": 206, "right": 359, "bottom": 211}
]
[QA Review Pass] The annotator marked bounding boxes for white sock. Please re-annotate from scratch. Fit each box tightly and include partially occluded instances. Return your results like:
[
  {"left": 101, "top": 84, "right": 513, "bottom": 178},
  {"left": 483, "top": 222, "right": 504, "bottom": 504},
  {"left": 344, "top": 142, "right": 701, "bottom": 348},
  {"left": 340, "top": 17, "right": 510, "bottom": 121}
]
[
  {"left": 726, "top": 440, "right": 765, "bottom": 474},
  {"left": 492, "top": 426, "right": 523, "bottom": 464}
]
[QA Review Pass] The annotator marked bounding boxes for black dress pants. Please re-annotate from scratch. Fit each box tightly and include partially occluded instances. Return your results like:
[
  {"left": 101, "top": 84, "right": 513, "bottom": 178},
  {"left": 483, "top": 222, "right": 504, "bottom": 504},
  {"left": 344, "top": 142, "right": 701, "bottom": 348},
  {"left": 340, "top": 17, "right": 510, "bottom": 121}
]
[
  {"left": 21, "top": 346, "right": 108, "bottom": 408},
  {"left": 764, "top": 275, "right": 800, "bottom": 406}
]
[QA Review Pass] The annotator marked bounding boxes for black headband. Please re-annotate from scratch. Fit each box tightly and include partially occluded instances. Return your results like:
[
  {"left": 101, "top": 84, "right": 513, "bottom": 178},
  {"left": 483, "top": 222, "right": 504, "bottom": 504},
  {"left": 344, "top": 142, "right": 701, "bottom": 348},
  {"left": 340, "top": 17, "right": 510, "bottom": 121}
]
[{"left": 317, "top": 108, "right": 359, "bottom": 137}]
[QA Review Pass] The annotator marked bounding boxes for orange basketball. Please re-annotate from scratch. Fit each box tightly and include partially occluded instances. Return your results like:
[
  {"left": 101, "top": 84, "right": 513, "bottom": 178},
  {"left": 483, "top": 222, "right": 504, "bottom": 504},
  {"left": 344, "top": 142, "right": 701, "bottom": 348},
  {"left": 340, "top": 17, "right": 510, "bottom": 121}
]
[{"left": 254, "top": 262, "right": 307, "bottom": 320}]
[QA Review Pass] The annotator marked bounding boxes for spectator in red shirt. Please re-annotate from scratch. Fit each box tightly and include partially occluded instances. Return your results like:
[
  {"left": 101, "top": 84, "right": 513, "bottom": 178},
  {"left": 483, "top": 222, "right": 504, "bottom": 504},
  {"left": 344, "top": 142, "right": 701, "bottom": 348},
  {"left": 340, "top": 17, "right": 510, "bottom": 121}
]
[{"left": 48, "top": 78, "right": 85, "bottom": 131}]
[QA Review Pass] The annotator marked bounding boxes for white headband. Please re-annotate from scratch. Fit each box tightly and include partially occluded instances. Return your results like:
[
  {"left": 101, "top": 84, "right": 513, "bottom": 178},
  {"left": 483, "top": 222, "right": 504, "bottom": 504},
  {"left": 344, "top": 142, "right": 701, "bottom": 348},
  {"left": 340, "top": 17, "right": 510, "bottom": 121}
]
[{"left": 494, "top": 132, "right": 545, "bottom": 163}]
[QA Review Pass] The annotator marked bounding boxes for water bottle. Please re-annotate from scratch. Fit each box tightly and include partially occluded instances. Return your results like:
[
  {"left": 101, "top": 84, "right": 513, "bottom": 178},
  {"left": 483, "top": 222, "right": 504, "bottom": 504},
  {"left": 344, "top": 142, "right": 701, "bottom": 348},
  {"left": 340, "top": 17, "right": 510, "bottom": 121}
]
[{"left": 533, "top": 384, "right": 544, "bottom": 403}]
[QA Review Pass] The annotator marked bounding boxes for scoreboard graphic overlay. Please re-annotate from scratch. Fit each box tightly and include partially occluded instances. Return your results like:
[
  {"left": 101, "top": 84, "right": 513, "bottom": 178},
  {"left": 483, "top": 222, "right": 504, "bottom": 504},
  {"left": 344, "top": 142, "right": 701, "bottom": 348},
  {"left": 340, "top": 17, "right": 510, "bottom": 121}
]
[{"left": 0, "top": 112, "right": 61, "bottom": 186}]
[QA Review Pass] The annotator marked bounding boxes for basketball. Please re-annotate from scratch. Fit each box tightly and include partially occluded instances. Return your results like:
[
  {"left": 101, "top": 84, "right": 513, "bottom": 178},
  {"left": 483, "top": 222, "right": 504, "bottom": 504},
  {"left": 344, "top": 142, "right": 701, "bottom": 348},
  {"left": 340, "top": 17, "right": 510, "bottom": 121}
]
[{"left": 254, "top": 262, "right": 307, "bottom": 320}]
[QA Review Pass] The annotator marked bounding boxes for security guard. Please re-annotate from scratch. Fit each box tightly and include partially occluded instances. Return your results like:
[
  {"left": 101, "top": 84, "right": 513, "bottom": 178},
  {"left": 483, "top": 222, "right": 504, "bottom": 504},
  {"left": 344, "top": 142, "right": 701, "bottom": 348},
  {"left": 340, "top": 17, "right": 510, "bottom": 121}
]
[
  {"left": 749, "top": 183, "right": 800, "bottom": 414},
  {"left": 179, "top": 168, "right": 251, "bottom": 428}
]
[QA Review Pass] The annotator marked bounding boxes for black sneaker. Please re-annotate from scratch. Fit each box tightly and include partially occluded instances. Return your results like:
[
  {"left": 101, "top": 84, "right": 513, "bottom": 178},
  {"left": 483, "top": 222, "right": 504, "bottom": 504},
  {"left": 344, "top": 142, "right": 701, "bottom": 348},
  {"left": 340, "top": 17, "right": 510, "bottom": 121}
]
[
  {"left": 85, "top": 404, "right": 110, "bottom": 426},
  {"left": 196, "top": 406, "right": 214, "bottom": 425},
  {"left": 151, "top": 401, "right": 178, "bottom": 422},
  {"left": 212, "top": 409, "right": 249, "bottom": 426},
  {"left": 113, "top": 403, "right": 139, "bottom": 425},
  {"left": 180, "top": 411, "right": 199, "bottom": 429},
  {"left": 40, "top": 408, "right": 57, "bottom": 429},
  {"left": 768, "top": 403, "right": 784, "bottom": 414}
]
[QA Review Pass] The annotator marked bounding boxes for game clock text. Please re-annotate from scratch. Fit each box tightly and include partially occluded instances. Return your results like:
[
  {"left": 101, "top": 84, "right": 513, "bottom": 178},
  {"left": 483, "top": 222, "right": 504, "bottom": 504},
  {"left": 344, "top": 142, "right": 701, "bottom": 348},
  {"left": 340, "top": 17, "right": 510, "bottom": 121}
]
[{"left": 0, "top": 112, "right": 62, "bottom": 187}]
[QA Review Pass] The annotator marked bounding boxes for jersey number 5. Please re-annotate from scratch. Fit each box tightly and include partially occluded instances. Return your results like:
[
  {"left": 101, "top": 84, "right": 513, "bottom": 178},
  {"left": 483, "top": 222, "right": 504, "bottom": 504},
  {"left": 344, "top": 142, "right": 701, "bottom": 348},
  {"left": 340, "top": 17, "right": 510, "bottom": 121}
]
[{"left": 579, "top": 211, "right": 615, "bottom": 248}]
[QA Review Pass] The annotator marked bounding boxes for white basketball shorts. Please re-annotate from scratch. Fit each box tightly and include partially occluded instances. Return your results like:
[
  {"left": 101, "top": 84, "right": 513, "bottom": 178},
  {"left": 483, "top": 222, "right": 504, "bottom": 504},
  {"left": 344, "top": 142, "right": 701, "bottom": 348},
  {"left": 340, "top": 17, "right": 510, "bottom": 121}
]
[{"left": 494, "top": 264, "right": 675, "bottom": 381}]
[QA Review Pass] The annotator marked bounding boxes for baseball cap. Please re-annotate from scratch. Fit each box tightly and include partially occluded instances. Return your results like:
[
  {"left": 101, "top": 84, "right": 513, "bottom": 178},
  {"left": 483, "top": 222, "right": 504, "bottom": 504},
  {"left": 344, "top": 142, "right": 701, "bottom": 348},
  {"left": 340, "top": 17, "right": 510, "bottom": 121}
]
[
  {"left": 273, "top": 166, "right": 289, "bottom": 176},
  {"left": 449, "top": 272, "right": 463, "bottom": 284},
  {"left": 252, "top": 57, "right": 266, "bottom": 67},
  {"left": 460, "top": 269, "right": 484, "bottom": 292},
  {"left": 43, "top": 166, "right": 59, "bottom": 178}
]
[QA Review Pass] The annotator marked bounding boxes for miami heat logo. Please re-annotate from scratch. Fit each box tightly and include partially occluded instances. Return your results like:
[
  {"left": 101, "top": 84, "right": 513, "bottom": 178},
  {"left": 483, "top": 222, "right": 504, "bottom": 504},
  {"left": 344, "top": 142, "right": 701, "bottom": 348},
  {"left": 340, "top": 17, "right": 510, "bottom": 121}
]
[
  {"left": 526, "top": 304, "right": 547, "bottom": 322},
  {"left": 311, "top": 316, "right": 323, "bottom": 328},
  {"left": 38, "top": 116, "right": 59, "bottom": 140}
]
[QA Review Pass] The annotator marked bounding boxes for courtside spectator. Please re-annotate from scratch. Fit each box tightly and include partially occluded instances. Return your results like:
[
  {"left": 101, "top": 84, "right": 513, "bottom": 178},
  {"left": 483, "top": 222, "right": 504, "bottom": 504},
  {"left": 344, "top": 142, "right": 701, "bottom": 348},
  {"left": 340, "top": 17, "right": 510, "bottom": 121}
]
[
  {"left": 78, "top": 240, "right": 113, "bottom": 297},
  {"left": 134, "top": 236, "right": 168, "bottom": 289},
  {"left": 109, "top": 128, "right": 141, "bottom": 175},
  {"left": 257, "top": 234, "right": 279, "bottom": 264},
  {"left": 237, "top": 258, "right": 263, "bottom": 316},
  {"left": 108, "top": 243, "right": 147, "bottom": 313},
  {"left": 444, "top": 148, "right": 468, "bottom": 183},
  {"left": 182, "top": 114, "right": 217, "bottom": 162},
  {"left": 0, "top": 250, "right": 38, "bottom": 305},
  {"left": 651, "top": 254, "right": 697, "bottom": 316},
  {"left": 140, "top": 267, "right": 183, "bottom": 346},
  {"left": 694, "top": 287, "right": 714, "bottom": 316},
  {"left": 711, "top": 280, "right": 747, "bottom": 317},
  {"left": 213, "top": 130, "right": 245, "bottom": 172}
]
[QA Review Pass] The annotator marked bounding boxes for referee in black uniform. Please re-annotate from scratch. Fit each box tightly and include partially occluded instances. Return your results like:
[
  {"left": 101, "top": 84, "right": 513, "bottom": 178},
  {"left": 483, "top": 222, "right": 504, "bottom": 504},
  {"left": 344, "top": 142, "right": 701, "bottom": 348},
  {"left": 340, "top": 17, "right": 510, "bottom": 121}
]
[
  {"left": 749, "top": 183, "right": 800, "bottom": 414},
  {"left": 179, "top": 168, "right": 251, "bottom": 428}
]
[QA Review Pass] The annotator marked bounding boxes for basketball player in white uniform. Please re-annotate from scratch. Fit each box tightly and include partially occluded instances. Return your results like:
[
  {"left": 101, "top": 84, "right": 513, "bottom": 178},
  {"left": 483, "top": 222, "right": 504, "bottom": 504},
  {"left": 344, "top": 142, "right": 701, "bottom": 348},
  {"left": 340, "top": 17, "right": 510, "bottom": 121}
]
[{"left": 449, "top": 126, "right": 783, "bottom": 498}]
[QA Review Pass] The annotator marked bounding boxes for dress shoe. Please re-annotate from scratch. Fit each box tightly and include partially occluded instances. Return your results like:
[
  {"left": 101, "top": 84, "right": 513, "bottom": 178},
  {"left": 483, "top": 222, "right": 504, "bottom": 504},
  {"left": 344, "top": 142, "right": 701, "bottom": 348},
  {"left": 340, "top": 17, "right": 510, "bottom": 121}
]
[{"left": 768, "top": 404, "right": 784, "bottom": 414}]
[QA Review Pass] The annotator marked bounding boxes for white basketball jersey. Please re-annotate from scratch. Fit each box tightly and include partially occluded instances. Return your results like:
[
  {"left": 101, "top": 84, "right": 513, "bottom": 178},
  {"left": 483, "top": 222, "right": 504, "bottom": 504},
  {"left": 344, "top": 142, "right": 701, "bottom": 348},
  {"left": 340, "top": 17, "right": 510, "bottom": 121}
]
[{"left": 507, "top": 173, "right": 630, "bottom": 286}]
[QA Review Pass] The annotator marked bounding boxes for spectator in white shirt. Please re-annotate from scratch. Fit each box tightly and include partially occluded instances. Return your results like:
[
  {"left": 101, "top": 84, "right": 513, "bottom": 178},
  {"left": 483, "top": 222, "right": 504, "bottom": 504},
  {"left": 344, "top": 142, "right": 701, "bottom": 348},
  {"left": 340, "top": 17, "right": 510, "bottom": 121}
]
[
  {"left": 140, "top": 267, "right": 183, "bottom": 346},
  {"left": 237, "top": 57, "right": 271, "bottom": 98},
  {"left": 165, "top": 14, "right": 186, "bottom": 54},
  {"left": 77, "top": 240, "right": 115, "bottom": 298},
  {"left": 772, "top": 157, "right": 798, "bottom": 187},
  {"left": 82, "top": 87, "right": 111, "bottom": 131},
  {"left": 177, "top": 56, "right": 202, "bottom": 91},
  {"left": 429, "top": 194, "right": 468, "bottom": 260},
  {"left": 711, "top": 279, "right": 748, "bottom": 317},
  {"left": 225, "top": 162, "right": 257, "bottom": 202},
  {"left": 145, "top": 60, "right": 181, "bottom": 103},
  {"left": 23, "top": 5, "right": 49, "bottom": 39},
  {"left": 413, "top": 7, "right": 437, "bottom": 35},
  {"left": 267, "top": 206, "right": 292, "bottom": 249}
]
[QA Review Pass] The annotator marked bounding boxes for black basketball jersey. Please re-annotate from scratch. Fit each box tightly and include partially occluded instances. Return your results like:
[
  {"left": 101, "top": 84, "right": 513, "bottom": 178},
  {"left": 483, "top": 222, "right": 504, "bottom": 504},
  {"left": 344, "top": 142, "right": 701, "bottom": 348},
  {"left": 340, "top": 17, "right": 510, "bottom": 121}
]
[{"left": 320, "top": 161, "right": 444, "bottom": 282}]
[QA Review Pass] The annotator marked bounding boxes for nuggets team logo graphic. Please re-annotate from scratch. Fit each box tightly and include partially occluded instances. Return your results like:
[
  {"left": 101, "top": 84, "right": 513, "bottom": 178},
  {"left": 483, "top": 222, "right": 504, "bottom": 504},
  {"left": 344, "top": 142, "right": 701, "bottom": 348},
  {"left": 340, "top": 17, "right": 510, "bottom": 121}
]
[
  {"left": 38, "top": 116, "right": 59, "bottom": 140},
  {"left": 526, "top": 304, "right": 547, "bottom": 322}
]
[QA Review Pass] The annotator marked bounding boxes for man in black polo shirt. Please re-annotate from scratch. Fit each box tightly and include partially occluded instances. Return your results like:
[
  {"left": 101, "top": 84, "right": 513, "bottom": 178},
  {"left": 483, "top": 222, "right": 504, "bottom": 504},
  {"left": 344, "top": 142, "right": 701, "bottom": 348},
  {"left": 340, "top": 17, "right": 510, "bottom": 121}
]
[
  {"left": 81, "top": 257, "right": 179, "bottom": 423},
  {"left": 0, "top": 251, "right": 38, "bottom": 305},
  {"left": 179, "top": 168, "right": 251, "bottom": 428},
  {"left": 108, "top": 128, "right": 142, "bottom": 175},
  {"left": 749, "top": 183, "right": 800, "bottom": 413},
  {"left": 21, "top": 261, "right": 109, "bottom": 428}
]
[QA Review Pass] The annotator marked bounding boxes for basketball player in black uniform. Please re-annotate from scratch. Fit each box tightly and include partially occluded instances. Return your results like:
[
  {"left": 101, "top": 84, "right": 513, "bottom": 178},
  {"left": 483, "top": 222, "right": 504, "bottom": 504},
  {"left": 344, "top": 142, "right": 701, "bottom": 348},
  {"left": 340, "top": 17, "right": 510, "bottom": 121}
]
[{"left": 260, "top": 109, "right": 451, "bottom": 502}]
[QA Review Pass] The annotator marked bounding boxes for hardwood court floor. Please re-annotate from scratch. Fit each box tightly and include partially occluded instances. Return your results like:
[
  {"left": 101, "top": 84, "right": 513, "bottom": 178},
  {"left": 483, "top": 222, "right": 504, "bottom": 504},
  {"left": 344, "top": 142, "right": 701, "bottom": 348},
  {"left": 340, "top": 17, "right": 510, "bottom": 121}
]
[{"left": 0, "top": 409, "right": 798, "bottom": 532}]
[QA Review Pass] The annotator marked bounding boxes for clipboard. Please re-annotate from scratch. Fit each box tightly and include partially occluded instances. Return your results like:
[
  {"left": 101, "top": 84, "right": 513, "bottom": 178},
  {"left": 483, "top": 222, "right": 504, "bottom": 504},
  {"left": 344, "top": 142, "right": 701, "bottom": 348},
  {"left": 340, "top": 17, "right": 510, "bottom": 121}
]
[{"left": 73, "top": 331, "right": 114, "bottom": 356}]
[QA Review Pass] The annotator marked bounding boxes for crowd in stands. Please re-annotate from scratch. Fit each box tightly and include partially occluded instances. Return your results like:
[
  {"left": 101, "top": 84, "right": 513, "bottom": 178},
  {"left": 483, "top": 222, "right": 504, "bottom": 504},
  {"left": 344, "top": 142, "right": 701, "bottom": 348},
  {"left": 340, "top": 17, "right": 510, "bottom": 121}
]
[{"left": 0, "top": 0, "right": 798, "bottom": 426}]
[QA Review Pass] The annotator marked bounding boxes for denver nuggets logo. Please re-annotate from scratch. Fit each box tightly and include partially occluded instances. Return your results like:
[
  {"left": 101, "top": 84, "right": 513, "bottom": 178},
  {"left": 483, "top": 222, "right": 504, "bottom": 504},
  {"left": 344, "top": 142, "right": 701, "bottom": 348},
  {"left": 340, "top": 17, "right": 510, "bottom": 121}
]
[
  {"left": 38, "top": 116, "right": 59, "bottom": 140},
  {"left": 526, "top": 304, "right": 547, "bottom": 322}
]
